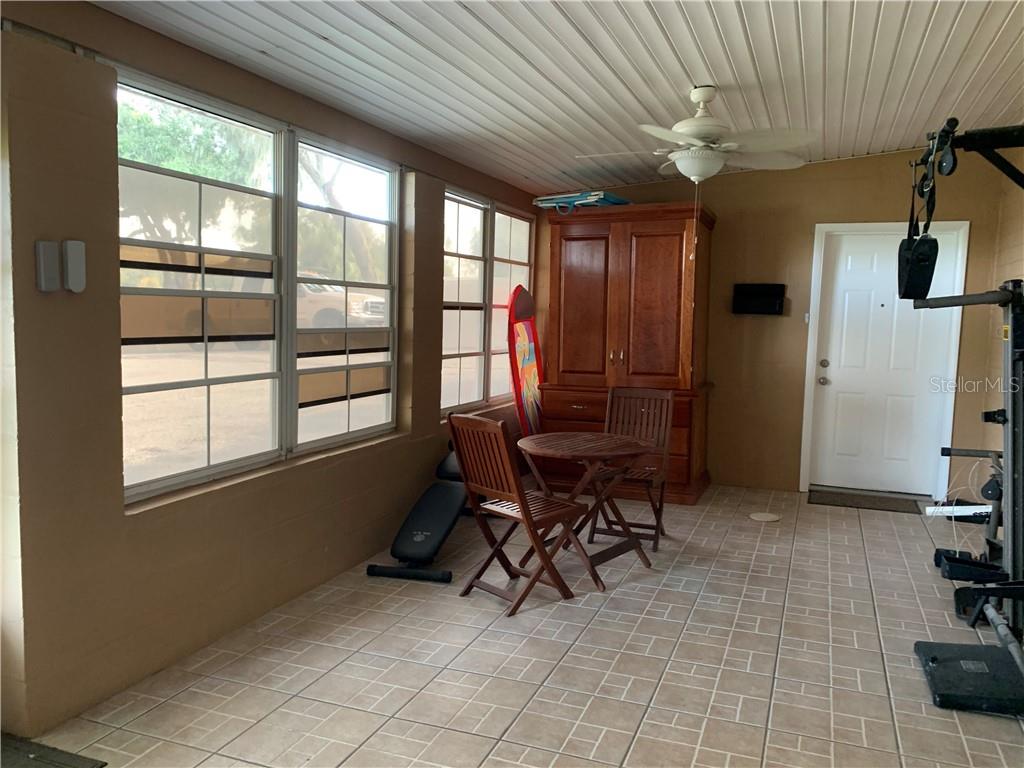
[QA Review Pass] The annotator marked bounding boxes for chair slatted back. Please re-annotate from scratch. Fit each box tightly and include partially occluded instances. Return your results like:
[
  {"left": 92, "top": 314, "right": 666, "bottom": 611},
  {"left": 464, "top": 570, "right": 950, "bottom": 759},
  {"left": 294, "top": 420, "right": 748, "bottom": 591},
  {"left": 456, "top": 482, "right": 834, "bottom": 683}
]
[
  {"left": 448, "top": 414, "right": 526, "bottom": 506},
  {"left": 605, "top": 388, "right": 674, "bottom": 460}
]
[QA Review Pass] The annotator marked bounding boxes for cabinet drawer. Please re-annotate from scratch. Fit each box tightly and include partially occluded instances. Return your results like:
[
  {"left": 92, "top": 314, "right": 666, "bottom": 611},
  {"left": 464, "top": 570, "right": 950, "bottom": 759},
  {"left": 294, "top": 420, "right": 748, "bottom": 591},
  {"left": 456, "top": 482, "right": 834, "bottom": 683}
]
[
  {"left": 540, "top": 418, "right": 603, "bottom": 434},
  {"left": 633, "top": 455, "right": 690, "bottom": 482},
  {"left": 542, "top": 389, "right": 607, "bottom": 421}
]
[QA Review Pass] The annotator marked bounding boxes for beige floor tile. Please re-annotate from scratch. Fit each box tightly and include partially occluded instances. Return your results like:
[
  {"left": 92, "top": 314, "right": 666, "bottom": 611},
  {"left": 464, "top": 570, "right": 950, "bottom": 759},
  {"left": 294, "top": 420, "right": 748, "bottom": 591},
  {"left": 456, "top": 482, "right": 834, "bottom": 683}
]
[
  {"left": 483, "top": 740, "right": 608, "bottom": 767},
  {"left": 504, "top": 686, "right": 645, "bottom": 765},
  {"left": 409, "top": 597, "right": 506, "bottom": 629},
  {"left": 128, "top": 667, "right": 208, "bottom": 700},
  {"left": 79, "top": 731, "right": 210, "bottom": 768},
  {"left": 652, "top": 661, "right": 771, "bottom": 726},
  {"left": 122, "top": 678, "right": 290, "bottom": 751},
  {"left": 645, "top": 586, "right": 700, "bottom": 624},
  {"left": 673, "top": 625, "right": 779, "bottom": 676},
  {"left": 359, "top": 617, "right": 482, "bottom": 666},
  {"left": 299, "top": 652, "right": 440, "bottom": 715},
  {"left": 314, "top": 604, "right": 409, "bottom": 629},
  {"left": 763, "top": 729, "right": 902, "bottom": 767},
  {"left": 449, "top": 631, "right": 572, "bottom": 683},
  {"left": 396, "top": 669, "right": 537, "bottom": 737},
  {"left": 278, "top": 614, "right": 382, "bottom": 651},
  {"left": 776, "top": 638, "right": 887, "bottom": 695},
  {"left": 197, "top": 757, "right": 264, "bottom": 767},
  {"left": 770, "top": 677, "right": 898, "bottom": 752},
  {"left": 892, "top": 697, "right": 1024, "bottom": 768},
  {"left": 623, "top": 708, "right": 703, "bottom": 768},
  {"left": 694, "top": 717, "right": 765, "bottom": 767},
  {"left": 220, "top": 695, "right": 386, "bottom": 766},
  {"left": 42, "top": 492, "right": 1024, "bottom": 768},
  {"left": 81, "top": 690, "right": 165, "bottom": 728},
  {"left": 489, "top": 602, "right": 597, "bottom": 642},
  {"left": 575, "top": 611, "right": 684, "bottom": 658},
  {"left": 546, "top": 645, "right": 667, "bottom": 704},
  {"left": 342, "top": 718, "right": 495, "bottom": 767},
  {"left": 174, "top": 645, "right": 244, "bottom": 677},
  {"left": 213, "top": 637, "right": 351, "bottom": 693},
  {"left": 36, "top": 717, "right": 114, "bottom": 753}
]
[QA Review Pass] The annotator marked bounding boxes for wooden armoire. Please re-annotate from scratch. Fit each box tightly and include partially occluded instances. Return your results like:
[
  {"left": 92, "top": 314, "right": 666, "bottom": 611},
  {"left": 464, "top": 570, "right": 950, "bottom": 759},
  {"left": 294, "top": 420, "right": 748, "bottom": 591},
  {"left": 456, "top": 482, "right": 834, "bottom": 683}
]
[{"left": 540, "top": 202, "right": 714, "bottom": 504}]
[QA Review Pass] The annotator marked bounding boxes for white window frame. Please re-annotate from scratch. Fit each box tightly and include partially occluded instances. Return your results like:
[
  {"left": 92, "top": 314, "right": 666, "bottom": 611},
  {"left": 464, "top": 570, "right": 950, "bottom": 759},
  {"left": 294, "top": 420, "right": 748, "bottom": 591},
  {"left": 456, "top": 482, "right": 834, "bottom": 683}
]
[
  {"left": 288, "top": 130, "right": 400, "bottom": 456},
  {"left": 116, "top": 73, "right": 400, "bottom": 503},
  {"left": 441, "top": 187, "right": 534, "bottom": 414}
]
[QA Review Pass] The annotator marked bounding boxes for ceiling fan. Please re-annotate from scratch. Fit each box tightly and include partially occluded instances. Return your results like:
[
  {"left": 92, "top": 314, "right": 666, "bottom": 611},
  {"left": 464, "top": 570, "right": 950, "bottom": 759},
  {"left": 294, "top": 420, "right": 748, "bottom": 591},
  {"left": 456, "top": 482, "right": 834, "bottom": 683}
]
[{"left": 578, "top": 85, "right": 815, "bottom": 183}]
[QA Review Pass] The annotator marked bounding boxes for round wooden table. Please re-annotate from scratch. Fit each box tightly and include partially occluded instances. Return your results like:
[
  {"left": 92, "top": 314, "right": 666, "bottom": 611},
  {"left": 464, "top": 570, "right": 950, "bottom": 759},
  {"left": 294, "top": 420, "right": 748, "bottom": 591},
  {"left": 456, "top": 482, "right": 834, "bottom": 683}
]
[{"left": 517, "top": 432, "right": 653, "bottom": 589}]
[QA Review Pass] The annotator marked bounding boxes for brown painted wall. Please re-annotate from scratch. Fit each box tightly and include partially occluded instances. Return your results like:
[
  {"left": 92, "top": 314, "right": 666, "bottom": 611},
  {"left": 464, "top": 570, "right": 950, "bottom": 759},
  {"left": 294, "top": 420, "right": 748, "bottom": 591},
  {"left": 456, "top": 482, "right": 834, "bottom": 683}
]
[
  {"left": 0, "top": 12, "right": 532, "bottom": 737},
  {"left": 536, "top": 150, "right": 1012, "bottom": 491}
]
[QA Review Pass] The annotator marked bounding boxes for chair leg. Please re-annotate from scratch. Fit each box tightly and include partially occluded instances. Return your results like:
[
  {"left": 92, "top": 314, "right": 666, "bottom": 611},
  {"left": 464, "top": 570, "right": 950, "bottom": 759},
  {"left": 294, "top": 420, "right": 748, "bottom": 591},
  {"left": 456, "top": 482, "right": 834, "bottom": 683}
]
[
  {"left": 507, "top": 525, "right": 574, "bottom": 616},
  {"left": 657, "top": 482, "right": 667, "bottom": 534},
  {"left": 566, "top": 526, "right": 605, "bottom": 592},
  {"left": 604, "top": 498, "right": 652, "bottom": 568},
  {"left": 460, "top": 517, "right": 519, "bottom": 597}
]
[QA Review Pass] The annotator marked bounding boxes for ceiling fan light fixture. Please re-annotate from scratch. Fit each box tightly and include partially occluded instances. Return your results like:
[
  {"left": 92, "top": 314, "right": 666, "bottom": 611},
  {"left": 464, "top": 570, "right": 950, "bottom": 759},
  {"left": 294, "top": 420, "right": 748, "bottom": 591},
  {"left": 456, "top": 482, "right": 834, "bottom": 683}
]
[{"left": 673, "top": 148, "right": 726, "bottom": 183}]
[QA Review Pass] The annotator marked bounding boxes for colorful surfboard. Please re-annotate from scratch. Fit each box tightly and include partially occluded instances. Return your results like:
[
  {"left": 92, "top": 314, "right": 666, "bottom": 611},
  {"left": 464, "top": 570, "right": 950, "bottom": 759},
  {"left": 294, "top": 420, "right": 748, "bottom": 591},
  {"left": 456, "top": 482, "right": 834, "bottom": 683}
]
[{"left": 507, "top": 285, "right": 544, "bottom": 436}]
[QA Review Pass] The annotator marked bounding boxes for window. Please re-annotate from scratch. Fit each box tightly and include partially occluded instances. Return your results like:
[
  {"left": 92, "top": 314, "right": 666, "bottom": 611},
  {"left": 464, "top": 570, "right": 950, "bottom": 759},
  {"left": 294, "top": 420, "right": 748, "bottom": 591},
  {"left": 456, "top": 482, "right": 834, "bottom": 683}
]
[
  {"left": 489, "top": 211, "right": 532, "bottom": 398},
  {"left": 441, "top": 193, "right": 532, "bottom": 410},
  {"left": 117, "top": 83, "right": 396, "bottom": 500},
  {"left": 294, "top": 142, "right": 395, "bottom": 445}
]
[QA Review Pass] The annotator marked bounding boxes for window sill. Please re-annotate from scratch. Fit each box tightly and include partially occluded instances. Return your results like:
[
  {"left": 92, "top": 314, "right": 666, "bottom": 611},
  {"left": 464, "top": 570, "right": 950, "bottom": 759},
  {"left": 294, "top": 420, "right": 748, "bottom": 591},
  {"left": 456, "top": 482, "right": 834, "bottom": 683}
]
[
  {"left": 439, "top": 396, "right": 516, "bottom": 423},
  {"left": 124, "top": 429, "right": 407, "bottom": 516}
]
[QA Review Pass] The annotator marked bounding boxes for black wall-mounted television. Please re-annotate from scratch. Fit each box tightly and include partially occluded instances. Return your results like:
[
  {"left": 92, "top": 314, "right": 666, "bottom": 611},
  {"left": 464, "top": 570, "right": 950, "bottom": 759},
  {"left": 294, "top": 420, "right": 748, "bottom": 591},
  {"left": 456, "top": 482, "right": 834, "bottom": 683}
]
[{"left": 732, "top": 283, "right": 785, "bottom": 315}]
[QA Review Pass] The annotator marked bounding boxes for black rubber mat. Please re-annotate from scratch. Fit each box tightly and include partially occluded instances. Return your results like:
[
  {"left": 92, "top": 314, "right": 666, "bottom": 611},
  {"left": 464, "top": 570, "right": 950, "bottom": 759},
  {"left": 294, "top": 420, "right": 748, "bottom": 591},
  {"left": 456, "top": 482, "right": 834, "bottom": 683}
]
[
  {"left": 808, "top": 488, "right": 923, "bottom": 514},
  {"left": 1, "top": 734, "right": 105, "bottom": 768}
]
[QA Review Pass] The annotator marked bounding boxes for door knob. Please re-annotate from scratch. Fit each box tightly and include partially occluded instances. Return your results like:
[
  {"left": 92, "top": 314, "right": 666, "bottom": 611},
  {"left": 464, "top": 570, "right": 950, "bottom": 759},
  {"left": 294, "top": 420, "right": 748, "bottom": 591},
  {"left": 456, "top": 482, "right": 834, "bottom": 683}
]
[
  {"left": 819, "top": 359, "right": 830, "bottom": 368},
  {"left": 817, "top": 376, "right": 830, "bottom": 385}
]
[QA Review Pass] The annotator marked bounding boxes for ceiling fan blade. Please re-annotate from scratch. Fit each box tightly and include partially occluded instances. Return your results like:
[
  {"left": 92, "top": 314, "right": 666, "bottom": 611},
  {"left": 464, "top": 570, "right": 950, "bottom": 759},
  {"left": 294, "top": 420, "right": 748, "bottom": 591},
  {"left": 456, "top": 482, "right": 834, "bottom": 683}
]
[
  {"left": 573, "top": 152, "right": 651, "bottom": 161},
  {"left": 724, "top": 151, "right": 806, "bottom": 170},
  {"left": 638, "top": 124, "right": 706, "bottom": 146},
  {"left": 723, "top": 128, "right": 815, "bottom": 152},
  {"left": 658, "top": 159, "right": 679, "bottom": 177},
  {"left": 574, "top": 148, "right": 673, "bottom": 159}
]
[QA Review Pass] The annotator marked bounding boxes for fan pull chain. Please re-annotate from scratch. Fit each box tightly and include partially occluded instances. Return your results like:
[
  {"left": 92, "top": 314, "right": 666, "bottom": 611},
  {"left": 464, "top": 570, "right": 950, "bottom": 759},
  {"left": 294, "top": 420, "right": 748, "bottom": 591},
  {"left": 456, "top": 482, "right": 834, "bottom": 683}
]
[{"left": 692, "top": 178, "right": 701, "bottom": 254}]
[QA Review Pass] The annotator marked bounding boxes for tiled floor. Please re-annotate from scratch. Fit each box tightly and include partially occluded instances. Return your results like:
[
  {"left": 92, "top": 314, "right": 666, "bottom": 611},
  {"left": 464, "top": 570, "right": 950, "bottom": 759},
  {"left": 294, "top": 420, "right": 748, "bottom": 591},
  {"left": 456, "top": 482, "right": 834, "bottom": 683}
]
[{"left": 40, "top": 487, "right": 1024, "bottom": 767}]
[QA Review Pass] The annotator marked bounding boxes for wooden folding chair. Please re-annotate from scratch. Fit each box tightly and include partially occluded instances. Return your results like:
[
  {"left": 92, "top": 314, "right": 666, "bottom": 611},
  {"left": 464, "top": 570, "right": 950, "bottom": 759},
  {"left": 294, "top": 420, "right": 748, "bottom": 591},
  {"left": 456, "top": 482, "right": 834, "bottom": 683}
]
[
  {"left": 589, "top": 388, "right": 674, "bottom": 551},
  {"left": 448, "top": 414, "right": 592, "bottom": 616}
]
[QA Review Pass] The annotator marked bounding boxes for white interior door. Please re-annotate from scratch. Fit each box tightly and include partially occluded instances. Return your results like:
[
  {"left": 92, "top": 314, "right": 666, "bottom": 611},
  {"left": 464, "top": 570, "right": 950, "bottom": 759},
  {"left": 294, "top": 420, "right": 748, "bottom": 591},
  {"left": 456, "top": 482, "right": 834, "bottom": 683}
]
[{"left": 808, "top": 225, "right": 966, "bottom": 496}]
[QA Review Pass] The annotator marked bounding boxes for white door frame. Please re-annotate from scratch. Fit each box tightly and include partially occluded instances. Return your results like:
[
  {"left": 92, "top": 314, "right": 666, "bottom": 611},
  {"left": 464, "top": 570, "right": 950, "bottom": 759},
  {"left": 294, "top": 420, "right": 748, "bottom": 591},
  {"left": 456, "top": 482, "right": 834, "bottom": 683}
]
[{"left": 798, "top": 221, "right": 970, "bottom": 499}]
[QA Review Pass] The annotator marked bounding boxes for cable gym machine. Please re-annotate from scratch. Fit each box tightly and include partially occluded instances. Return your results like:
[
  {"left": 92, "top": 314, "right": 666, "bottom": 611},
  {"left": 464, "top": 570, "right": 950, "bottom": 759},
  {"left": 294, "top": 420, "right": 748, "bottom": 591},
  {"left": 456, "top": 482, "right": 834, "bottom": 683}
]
[{"left": 899, "top": 118, "right": 1024, "bottom": 715}]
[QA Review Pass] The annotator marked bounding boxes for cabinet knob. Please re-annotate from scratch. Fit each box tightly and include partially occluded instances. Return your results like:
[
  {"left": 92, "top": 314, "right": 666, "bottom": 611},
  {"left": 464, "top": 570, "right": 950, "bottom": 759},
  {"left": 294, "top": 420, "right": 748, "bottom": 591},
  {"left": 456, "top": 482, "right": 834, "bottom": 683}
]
[
  {"left": 619, "top": 349, "right": 625, "bottom": 364},
  {"left": 570, "top": 404, "right": 585, "bottom": 410},
  {"left": 609, "top": 350, "right": 615, "bottom": 365}
]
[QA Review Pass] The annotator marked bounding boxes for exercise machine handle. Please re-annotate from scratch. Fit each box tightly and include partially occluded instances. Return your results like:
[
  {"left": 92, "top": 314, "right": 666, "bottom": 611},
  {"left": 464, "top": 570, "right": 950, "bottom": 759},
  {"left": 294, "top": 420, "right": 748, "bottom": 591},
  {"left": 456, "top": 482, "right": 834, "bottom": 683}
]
[
  {"left": 914, "top": 289, "right": 1014, "bottom": 309},
  {"left": 941, "top": 447, "right": 1003, "bottom": 459}
]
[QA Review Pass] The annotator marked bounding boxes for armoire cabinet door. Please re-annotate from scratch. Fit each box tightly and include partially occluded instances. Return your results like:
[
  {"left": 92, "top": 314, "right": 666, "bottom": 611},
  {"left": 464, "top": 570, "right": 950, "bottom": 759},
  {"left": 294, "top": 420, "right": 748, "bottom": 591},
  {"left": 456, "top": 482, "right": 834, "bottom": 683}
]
[
  {"left": 551, "top": 223, "right": 615, "bottom": 387},
  {"left": 613, "top": 218, "right": 695, "bottom": 389}
]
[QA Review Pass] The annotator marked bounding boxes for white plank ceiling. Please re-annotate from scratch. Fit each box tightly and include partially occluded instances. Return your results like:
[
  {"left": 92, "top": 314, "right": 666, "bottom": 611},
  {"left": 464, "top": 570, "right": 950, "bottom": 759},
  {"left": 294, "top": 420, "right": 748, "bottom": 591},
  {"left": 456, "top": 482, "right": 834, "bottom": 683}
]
[{"left": 100, "top": 0, "right": 1024, "bottom": 195}]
